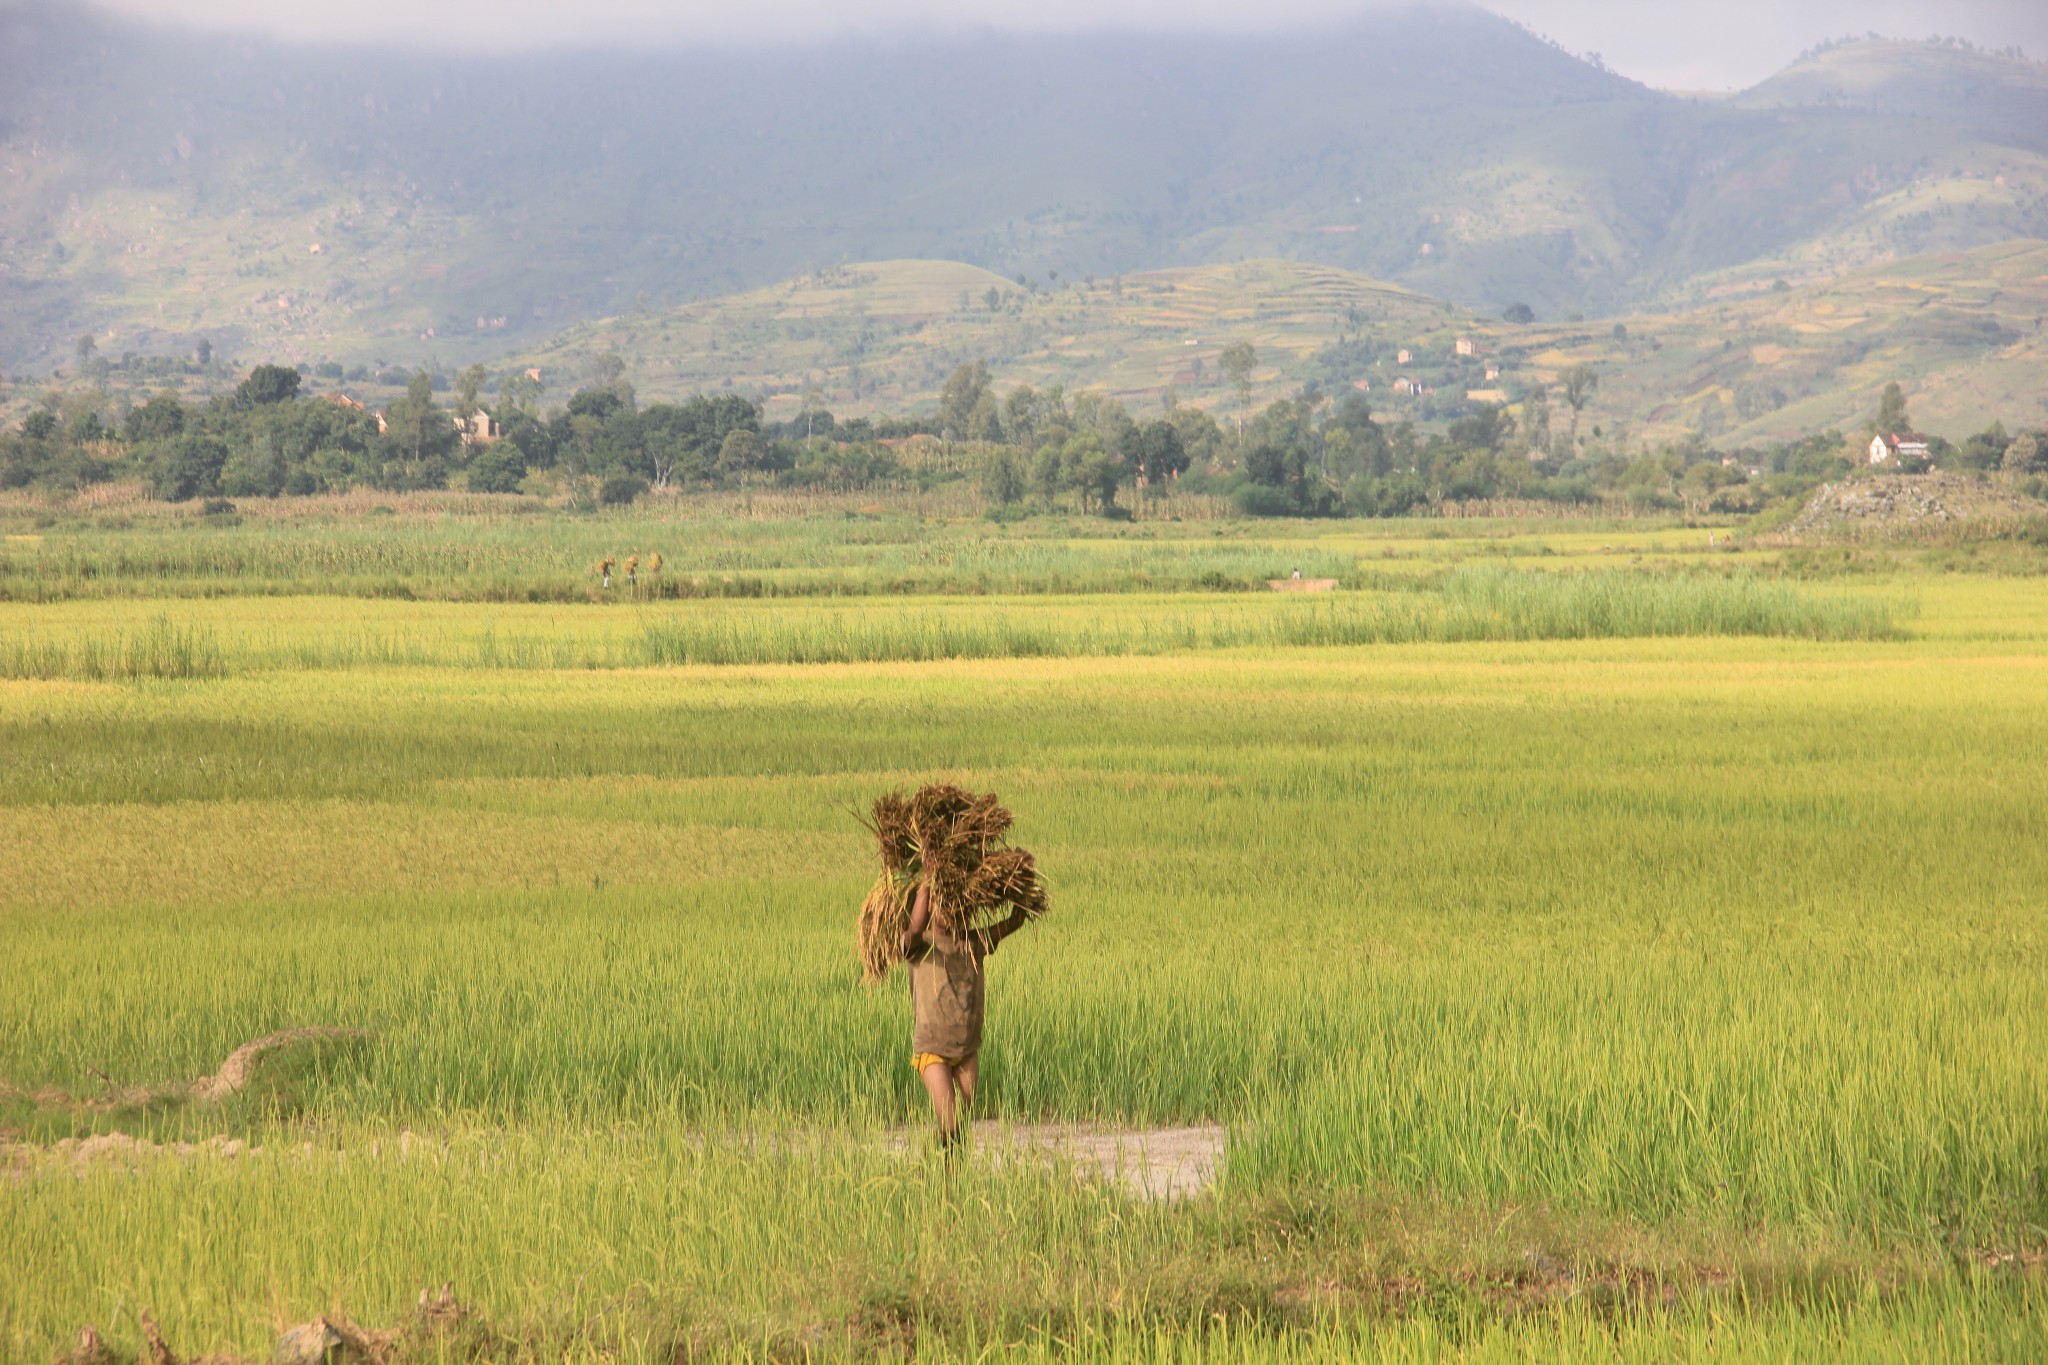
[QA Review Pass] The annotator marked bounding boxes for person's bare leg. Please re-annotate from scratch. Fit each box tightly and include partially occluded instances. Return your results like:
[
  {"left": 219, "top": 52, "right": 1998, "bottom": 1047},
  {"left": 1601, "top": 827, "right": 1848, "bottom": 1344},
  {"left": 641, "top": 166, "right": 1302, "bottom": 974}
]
[
  {"left": 953, "top": 1054, "right": 980, "bottom": 1127},
  {"left": 919, "top": 1061, "right": 957, "bottom": 1141}
]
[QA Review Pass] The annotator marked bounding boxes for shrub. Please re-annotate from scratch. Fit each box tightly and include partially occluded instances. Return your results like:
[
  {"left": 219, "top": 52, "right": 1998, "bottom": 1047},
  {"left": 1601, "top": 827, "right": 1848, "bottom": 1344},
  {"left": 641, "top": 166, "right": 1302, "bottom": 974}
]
[
  {"left": 468, "top": 444, "right": 527, "bottom": 494},
  {"left": 600, "top": 474, "right": 650, "bottom": 506},
  {"left": 152, "top": 434, "right": 229, "bottom": 501},
  {"left": 1233, "top": 485, "right": 1299, "bottom": 518}
]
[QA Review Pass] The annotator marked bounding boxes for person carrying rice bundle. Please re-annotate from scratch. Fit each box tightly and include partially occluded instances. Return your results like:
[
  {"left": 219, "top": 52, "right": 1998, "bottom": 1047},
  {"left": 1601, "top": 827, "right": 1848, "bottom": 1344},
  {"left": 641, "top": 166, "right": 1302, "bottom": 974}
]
[{"left": 857, "top": 785, "right": 1048, "bottom": 1147}]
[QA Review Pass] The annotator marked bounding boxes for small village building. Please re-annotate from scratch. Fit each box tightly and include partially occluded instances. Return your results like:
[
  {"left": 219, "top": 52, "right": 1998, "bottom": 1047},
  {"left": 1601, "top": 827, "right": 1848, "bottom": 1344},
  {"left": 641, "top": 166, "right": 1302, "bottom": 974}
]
[
  {"left": 1455, "top": 337, "right": 1476, "bottom": 357},
  {"left": 1869, "top": 432, "right": 1930, "bottom": 466},
  {"left": 1485, "top": 365, "right": 1501, "bottom": 381},
  {"left": 1464, "top": 388, "right": 1508, "bottom": 403},
  {"left": 1396, "top": 349, "right": 1412, "bottom": 365},
  {"left": 456, "top": 409, "right": 503, "bottom": 445},
  {"left": 1393, "top": 377, "right": 1418, "bottom": 396},
  {"left": 323, "top": 392, "right": 365, "bottom": 411}
]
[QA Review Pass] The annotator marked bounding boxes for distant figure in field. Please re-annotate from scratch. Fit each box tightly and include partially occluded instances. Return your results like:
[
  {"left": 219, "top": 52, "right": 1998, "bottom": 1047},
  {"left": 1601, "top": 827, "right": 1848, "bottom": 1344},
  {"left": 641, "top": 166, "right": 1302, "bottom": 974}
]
[
  {"left": 626, "top": 554, "right": 639, "bottom": 585},
  {"left": 599, "top": 557, "right": 615, "bottom": 589},
  {"left": 901, "top": 880, "right": 1031, "bottom": 1148},
  {"left": 1291, "top": 566, "right": 1301, "bottom": 580}
]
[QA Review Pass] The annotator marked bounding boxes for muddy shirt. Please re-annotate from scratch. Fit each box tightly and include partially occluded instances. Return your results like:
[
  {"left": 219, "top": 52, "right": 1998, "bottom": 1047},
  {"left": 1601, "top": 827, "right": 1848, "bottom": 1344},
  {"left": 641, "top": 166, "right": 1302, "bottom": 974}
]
[{"left": 907, "top": 927, "right": 997, "bottom": 1059}]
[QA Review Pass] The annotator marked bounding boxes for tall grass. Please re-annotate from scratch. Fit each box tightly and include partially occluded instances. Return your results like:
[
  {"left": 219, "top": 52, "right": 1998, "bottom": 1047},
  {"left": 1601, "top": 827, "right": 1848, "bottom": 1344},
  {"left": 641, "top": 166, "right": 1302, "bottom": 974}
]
[
  {"left": 5, "top": 1124, "right": 2039, "bottom": 1362},
  {"left": 0, "top": 516, "right": 1361, "bottom": 602},
  {"left": 0, "top": 614, "right": 226, "bottom": 680},
  {"left": 635, "top": 567, "right": 1895, "bottom": 667},
  {"left": 3, "top": 571, "right": 1896, "bottom": 681}
]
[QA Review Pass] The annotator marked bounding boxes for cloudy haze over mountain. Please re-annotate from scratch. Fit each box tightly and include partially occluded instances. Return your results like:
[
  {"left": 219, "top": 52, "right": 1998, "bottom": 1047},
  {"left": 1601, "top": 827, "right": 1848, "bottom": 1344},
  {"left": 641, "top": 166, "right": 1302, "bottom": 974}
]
[{"left": 75, "top": 0, "right": 2048, "bottom": 89}]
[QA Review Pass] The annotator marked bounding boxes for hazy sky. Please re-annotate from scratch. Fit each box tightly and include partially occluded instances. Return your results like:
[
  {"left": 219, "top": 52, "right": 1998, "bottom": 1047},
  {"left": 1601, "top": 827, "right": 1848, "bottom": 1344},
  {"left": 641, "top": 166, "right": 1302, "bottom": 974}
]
[{"left": 81, "top": 0, "right": 2048, "bottom": 90}]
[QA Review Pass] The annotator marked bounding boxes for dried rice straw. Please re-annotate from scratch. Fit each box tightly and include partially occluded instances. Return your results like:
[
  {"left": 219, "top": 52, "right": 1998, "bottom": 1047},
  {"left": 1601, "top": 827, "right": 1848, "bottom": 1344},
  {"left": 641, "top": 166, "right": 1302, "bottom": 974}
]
[{"left": 855, "top": 784, "right": 1048, "bottom": 980}]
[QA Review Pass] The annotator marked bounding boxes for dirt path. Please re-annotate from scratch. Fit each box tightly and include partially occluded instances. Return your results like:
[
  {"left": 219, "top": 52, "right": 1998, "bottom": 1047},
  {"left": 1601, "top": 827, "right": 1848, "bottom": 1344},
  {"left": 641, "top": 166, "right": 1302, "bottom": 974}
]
[{"left": 924, "top": 1122, "right": 1227, "bottom": 1201}]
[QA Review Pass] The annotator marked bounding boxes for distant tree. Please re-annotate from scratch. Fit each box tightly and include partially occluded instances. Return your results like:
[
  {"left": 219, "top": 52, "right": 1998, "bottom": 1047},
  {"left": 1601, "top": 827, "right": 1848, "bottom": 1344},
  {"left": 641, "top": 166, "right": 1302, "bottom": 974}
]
[
  {"left": 966, "top": 392, "right": 1003, "bottom": 443},
  {"left": 586, "top": 351, "right": 630, "bottom": 399},
  {"left": 222, "top": 431, "right": 287, "bottom": 498},
  {"left": 1519, "top": 386, "right": 1553, "bottom": 456},
  {"left": 1132, "top": 420, "right": 1189, "bottom": 484},
  {"left": 981, "top": 448, "right": 1025, "bottom": 506},
  {"left": 1875, "top": 381, "right": 1911, "bottom": 434},
  {"left": 382, "top": 370, "right": 459, "bottom": 475},
  {"left": 1030, "top": 444, "right": 1065, "bottom": 508},
  {"left": 716, "top": 428, "right": 769, "bottom": 481},
  {"left": 566, "top": 387, "right": 628, "bottom": 423},
  {"left": 1219, "top": 342, "right": 1257, "bottom": 447},
  {"left": 2004, "top": 432, "right": 2043, "bottom": 473},
  {"left": 798, "top": 378, "right": 827, "bottom": 441},
  {"left": 1447, "top": 404, "right": 1511, "bottom": 453},
  {"left": 1062, "top": 432, "right": 1126, "bottom": 514},
  {"left": 1001, "top": 385, "right": 1042, "bottom": 446},
  {"left": 938, "top": 361, "right": 993, "bottom": 441},
  {"left": 640, "top": 393, "right": 757, "bottom": 488},
  {"left": 454, "top": 363, "right": 488, "bottom": 418},
  {"left": 75, "top": 334, "right": 98, "bottom": 372},
  {"left": 21, "top": 411, "right": 58, "bottom": 442},
  {"left": 466, "top": 442, "right": 527, "bottom": 493},
  {"left": 1562, "top": 364, "right": 1599, "bottom": 416},
  {"left": 1955, "top": 421, "right": 2009, "bottom": 471},
  {"left": 1166, "top": 406, "right": 1225, "bottom": 471},
  {"left": 1561, "top": 364, "right": 1599, "bottom": 450},
  {"left": 1502, "top": 303, "right": 1536, "bottom": 325},
  {"left": 152, "top": 433, "right": 229, "bottom": 501},
  {"left": 498, "top": 371, "right": 543, "bottom": 414},
  {"left": 194, "top": 338, "right": 213, "bottom": 369},
  {"left": 66, "top": 410, "right": 108, "bottom": 444},
  {"left": 236, "top": 364, "right": 302, "bottom": 407}
]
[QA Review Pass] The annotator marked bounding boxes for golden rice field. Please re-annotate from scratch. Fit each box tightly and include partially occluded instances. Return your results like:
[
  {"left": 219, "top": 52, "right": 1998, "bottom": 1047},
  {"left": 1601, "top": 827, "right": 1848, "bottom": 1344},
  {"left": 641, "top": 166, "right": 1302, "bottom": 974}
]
[{"left": 1, "top": 508, "right": 2044, "bottom": 1361}]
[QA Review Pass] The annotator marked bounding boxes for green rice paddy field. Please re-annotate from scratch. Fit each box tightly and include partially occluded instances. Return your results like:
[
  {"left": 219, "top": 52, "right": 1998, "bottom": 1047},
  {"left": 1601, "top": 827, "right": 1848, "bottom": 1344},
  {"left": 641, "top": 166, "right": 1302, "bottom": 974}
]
[{"left": 2, "top": 505, "right": 2045, "bottom": 1361}]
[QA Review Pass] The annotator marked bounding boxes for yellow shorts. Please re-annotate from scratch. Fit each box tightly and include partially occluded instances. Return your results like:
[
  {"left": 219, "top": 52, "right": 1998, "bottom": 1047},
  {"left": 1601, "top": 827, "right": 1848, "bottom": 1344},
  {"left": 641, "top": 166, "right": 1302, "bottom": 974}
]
[{"left": 911, "top": 1052, "right": 975, "bottom": 1073}]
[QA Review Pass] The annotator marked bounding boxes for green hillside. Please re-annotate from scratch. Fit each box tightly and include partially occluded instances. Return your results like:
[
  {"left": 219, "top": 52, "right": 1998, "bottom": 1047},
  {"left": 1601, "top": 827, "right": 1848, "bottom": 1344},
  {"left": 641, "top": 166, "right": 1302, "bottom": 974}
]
[
  {"left": 514, "top": 242, "right": 2048, "bottom": 450},
  {"left": 7, "top": 6, "right": 2048, "bottom": 380}
]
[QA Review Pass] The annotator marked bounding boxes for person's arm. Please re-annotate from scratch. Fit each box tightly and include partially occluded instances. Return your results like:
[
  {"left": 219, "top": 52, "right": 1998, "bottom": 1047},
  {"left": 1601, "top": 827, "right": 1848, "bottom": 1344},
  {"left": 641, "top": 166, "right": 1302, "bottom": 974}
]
[
  {"left": 983, "top": 904, "right": 1031, "bottom": 953},
  {"left": 901, "top": 882, "right": 932, "bottom": 959}
]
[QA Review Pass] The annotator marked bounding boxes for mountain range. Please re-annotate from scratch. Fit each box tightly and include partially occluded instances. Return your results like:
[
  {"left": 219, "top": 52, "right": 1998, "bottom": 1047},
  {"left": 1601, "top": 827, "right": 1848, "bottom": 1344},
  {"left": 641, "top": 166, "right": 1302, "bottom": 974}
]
[{"left": 4, "top": 0, "right": 2047, "bottom": 395}]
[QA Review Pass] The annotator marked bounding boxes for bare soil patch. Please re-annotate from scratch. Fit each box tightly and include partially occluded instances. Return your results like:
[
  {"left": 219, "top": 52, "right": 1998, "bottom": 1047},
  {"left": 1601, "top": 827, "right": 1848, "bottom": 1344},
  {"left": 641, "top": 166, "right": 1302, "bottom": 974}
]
[{"left": 882, "top": 1121, "right": 1226, "bottom": 1201}]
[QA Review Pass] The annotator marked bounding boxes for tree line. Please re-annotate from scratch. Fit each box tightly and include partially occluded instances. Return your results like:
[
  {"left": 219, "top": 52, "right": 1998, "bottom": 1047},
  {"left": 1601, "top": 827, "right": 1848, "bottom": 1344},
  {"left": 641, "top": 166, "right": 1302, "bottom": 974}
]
[{"left": 5, "top": 358, "right": 2044, "bottom": 517}]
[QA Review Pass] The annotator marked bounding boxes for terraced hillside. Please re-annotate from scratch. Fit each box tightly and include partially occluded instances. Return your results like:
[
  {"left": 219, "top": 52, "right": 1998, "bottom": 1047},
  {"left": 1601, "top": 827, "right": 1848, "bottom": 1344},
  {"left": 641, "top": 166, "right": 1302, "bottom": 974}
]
[
  {"left": 1490, "top": 239, "right": 2048, "bottom": 446},
  {"left": 512, "top": 242, "right": 2048, "bottom": 450},
  {"left": 519, "top": 259, "right": 1470, "bottom": 418}
]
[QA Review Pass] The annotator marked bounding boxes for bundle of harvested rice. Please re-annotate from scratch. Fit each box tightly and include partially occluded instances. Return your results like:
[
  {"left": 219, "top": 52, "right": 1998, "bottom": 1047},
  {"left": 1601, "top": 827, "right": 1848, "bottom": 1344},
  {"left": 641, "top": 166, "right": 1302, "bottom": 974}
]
[{"left": 857, "top": 784, "right": 1048, "bottom": 980}]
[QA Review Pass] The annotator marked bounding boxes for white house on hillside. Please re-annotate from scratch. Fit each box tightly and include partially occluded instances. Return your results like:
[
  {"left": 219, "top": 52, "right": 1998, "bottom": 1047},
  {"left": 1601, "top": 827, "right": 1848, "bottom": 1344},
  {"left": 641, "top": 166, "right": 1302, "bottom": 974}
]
[{"left": 1869, "top": 432, "right": 1929, "bottom": 466}]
